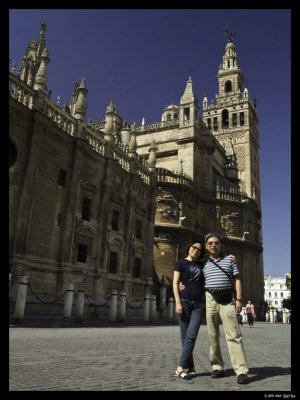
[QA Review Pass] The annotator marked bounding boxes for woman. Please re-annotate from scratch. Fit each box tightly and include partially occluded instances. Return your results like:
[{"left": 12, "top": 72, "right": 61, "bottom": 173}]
[
  {"left": 245, "top": 300, "right": 255, "bottom": 327},
  {"left": 173, "top": 239, "right": 206, "bottom": 380}
]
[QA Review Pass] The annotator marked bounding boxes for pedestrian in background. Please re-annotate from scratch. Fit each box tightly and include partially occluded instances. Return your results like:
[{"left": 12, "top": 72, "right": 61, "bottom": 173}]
[{"left": 245, "top": 300, "right": 255, "bottom": 327}]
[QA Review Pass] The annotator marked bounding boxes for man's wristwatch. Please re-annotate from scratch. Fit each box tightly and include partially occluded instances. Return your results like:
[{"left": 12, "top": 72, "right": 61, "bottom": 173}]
[{"left": 236, "top": 298, "right": 242, "bottom": 302}]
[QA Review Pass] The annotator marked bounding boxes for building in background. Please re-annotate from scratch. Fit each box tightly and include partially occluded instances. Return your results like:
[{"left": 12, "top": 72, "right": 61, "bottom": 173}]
[
  {"left": 264, "top": 273, "right": 291, "bottom": 310},
  {"left": 9, "top": 22, "right": 264, "bottom": 314}
]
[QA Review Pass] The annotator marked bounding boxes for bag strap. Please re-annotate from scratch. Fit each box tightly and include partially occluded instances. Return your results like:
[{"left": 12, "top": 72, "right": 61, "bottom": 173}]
[{"left": 208, "top": 257, "right": 235, "bottom": 291}]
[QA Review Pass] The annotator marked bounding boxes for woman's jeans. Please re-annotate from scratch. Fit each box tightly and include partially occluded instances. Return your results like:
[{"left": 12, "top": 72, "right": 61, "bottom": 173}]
[{"left": 178, "top": 299, "right": 205, "bottom": 369}]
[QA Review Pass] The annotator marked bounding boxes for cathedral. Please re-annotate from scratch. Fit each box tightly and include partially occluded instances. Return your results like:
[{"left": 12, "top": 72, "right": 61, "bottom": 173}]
[{"left": 9, "top": 22, "right": 264, "bottom": 316}]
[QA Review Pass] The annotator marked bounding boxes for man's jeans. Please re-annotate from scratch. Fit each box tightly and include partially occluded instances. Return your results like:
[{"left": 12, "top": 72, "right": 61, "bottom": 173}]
[{"left": 178, "top": 299, "right": 205, "bottom": 369}]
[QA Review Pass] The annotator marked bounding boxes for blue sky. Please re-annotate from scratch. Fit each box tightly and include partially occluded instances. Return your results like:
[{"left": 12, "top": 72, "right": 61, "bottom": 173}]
[{"left": 9, "top": 9, "right": 291, "bottom": 278}]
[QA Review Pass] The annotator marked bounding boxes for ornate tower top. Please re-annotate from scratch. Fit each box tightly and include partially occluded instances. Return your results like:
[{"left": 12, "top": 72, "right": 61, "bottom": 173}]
[
  {"left": 218, "top": 35, "right": 241, "bottom": 77},
  {"left": 217, "top": 33, "right": 243, "bottom": 94}
]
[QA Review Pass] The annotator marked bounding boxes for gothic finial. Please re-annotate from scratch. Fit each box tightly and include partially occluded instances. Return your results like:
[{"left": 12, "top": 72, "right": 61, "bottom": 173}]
[{"left": 180, "top": 159, "right": 183, "bottom": 175}]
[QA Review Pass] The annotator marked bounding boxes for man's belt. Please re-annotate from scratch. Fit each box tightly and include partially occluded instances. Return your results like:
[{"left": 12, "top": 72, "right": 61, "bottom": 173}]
[{"left": 206, "top": 287, "right": 232, "bottom": 293}]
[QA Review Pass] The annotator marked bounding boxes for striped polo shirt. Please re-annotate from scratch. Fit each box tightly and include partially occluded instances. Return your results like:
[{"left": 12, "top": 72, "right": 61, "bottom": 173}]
[{"left": 203, "top": 255, "right": 240, "bottom": 289}]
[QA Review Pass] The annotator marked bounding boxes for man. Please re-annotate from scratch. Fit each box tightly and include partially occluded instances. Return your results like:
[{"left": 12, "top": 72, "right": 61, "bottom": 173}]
[{"left": 204, "top": 233, "right": 249, "bottom": 384}]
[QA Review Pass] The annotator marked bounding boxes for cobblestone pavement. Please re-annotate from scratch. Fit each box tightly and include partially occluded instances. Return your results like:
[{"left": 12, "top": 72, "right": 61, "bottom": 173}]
[{"left": 9, "top": 320, "right": 292, "bottom": 393}]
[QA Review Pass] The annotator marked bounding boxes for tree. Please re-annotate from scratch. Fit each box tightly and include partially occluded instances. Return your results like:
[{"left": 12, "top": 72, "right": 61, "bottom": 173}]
[
  {"left": 285, "top": 274, "right": 291, "bottom": 289},
  {"left": 282, "top": 298, "right": 291, "bottom": 311}
]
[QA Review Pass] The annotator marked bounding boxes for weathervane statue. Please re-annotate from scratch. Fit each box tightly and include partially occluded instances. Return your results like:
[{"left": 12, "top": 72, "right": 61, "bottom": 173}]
[{"left": 224, "top": 29, "right": 235, "bottom": 42}]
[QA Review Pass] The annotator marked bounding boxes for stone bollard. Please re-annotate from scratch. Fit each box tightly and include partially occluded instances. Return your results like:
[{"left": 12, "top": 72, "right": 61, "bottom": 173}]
[
  {"left": 143, "top": 293, "right": 150, "bottom": 322},
  {"left": 269, "top": 309, "right": 273, "bottom": 323},
  {"left": 266, "top": 312, "right": 270, "bottom": 322},
  {"left": 13, "top": 276, "right": 29, "bottom": 323},
  {"left": 242, "top": 308, "right": 247, "bottom": 323},
  {"left": 159, "top": 284, "right": 167, "bottom": 319},
  {"left": 118, "top": 291, "right": 126, "bottom": 322},
  {"left": 150, "top": 294, "right": 157, "bottom": 322},
  {"left": 282, "top": 310, "right": 287, "bottom": 324},
  {"left": 168, "top": 297, "right": 174, "bottom": 322},
  {"left": 109, "top": 289, "right": 118, "bottom": 322},
  {"left": 63, "top": 283, "right": 75, "bottom": 320},
  {"left": 75, "top": 285, "right": 85, "bottom": 323}
]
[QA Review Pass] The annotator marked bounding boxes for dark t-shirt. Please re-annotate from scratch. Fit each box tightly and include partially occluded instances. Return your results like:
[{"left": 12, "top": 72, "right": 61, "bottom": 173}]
[{"left": 174, "top": 259, "right": 205, "bottom": 301}]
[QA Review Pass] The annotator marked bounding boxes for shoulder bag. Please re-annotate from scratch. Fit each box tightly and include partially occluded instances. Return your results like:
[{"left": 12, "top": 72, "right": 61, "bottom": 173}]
[{"left": 207, "top": 258, "right": 236, "bottom": 304}]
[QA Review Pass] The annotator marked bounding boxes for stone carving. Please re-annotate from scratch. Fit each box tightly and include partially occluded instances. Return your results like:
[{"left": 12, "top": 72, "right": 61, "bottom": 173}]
[
  {"left": 112, "top": 175, "right": 122, "bottom": 187},
  {"left": 136, "top": 204, "right": 146, "bottom": 215},
  {"left": 156, "top": 190, "right": 179, "bottom": 220},
  {"left": 76, "top": 221, "right": 96, "bottom": 238},
  {"left": 178, "top": 201, "right": 193, "bottom": 226},
  {"left": 81, "top": 180, "right": 97, "bottom": 192},
  {"left": 220, "top": 211, "right": 239, "bottom": 234},
  {"left": 107, "top": 233, "right": 124, "bottom": 248}
]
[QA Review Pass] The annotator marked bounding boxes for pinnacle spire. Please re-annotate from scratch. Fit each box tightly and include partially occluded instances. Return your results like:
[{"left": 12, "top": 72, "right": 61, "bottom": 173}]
[
  {"left": 180, "top": 75, "right": 196, "bottom": 105},
  {"left": 37, "top": 21, "right": 47, "bottom": 59}
]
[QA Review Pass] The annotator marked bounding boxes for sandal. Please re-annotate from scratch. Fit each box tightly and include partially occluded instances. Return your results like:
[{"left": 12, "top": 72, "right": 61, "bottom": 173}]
[{"left": 175, "top": 370, "right": 191, "bottom": 380}]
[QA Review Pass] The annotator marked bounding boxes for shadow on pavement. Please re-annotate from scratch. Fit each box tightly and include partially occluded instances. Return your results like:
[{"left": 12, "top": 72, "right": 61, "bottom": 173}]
[{"left": 247, "top": 366, "right": 291, "bottom": 383}]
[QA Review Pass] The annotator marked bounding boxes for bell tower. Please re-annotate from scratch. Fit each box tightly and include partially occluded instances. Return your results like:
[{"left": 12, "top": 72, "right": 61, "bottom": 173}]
[{"left": 202, "top": 31, "right": 261, "bottom": 208}]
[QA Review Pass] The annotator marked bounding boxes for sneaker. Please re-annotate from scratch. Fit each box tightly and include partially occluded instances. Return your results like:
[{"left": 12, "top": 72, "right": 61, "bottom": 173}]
[
  {"left": 237, "top": 374, "right": 248, "bottom": 384},
  {"left": 188, "top": 369, "right": 196, "bottom": 377},
  {"left": 211, "top": 369, "right": 225, "bottom": 378},
  {"left": 175, "top": 369, "right": 192, "bottom": 380}
]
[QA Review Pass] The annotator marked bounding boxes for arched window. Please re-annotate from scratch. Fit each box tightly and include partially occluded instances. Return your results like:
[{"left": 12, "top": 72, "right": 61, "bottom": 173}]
[
  {"left": 225, "top": 81, "right": 232, "bottom": 93},
  {"left": 222, "top": 109, "right": 229, "bottom": 128},
  {"left": 240, "top": 112, "right": 244, "bottom": 126},
  {"left": 232, "top": 113, "right": 237, "bottom": 127}
]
